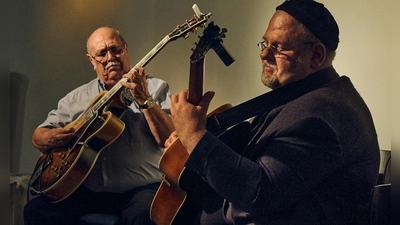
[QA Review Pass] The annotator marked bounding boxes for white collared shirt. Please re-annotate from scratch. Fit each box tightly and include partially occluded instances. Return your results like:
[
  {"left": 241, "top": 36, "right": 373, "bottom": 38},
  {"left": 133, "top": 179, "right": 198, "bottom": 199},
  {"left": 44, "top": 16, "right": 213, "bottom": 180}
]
[{"left": 39, "top": 76, "right": 171, "bottom": 193}]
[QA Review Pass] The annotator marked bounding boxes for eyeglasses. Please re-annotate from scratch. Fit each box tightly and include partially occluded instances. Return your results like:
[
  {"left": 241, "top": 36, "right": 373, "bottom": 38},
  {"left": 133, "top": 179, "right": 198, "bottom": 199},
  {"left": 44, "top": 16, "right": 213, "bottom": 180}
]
[
  {"left": 89, "top": 43, "right": 127, "bottom": 63},
  {"left": 257, "top": 41, "right": 315, "bottom": 58}
]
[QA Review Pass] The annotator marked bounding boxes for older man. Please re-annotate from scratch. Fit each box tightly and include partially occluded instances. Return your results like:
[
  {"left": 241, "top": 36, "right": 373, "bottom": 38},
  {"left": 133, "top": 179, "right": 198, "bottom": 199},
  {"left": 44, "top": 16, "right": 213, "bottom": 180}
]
[
  {"left": 167, "top": 1, "right": 380, "bottom": 224},
  {"left": 24, "top": 27, "right": 174, "bottom": 225}
]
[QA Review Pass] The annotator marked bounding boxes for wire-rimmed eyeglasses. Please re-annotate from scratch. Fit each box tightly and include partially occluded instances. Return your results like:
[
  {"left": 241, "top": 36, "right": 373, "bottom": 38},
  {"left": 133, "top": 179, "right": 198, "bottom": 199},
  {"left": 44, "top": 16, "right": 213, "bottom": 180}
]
[
  {"left": 257, "top": 40, "right": 315, "bottom": 58},
  {"left": 89, "top": 43, "right": 127, "bottom": 63}
]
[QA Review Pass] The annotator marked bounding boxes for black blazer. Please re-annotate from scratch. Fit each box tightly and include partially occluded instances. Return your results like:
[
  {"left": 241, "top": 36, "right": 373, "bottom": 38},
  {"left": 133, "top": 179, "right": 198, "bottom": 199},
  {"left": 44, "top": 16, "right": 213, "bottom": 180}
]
[{"left": 186, "top": 66, "right": 380, "bottom": 225}]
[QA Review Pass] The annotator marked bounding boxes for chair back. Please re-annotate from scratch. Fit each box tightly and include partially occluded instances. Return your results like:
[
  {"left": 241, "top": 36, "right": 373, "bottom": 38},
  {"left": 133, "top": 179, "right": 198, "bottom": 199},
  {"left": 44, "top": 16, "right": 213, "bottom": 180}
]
[
  {"left": 370, "top": 149, "right": 391, "bottom": 225},
  {"left": 370, "top": 183, "right": 391, "bottom": 225}
]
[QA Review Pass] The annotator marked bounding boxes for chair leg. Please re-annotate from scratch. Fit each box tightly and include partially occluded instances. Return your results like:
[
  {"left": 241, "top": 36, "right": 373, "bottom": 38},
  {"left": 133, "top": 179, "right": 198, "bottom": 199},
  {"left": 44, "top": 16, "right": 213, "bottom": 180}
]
[{"left": 370, "top": 183, "right": 391, "bottom": 225}]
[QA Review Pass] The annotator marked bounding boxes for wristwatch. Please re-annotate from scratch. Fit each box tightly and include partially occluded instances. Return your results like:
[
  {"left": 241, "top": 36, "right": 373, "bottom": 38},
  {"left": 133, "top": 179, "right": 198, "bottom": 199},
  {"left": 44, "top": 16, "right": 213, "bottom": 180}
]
[
  {"left": 122, "top": 87, "right": 155, "bottom": 109},
  {"left": 139, "top": 96, "right": 155, "bottom": 109}
]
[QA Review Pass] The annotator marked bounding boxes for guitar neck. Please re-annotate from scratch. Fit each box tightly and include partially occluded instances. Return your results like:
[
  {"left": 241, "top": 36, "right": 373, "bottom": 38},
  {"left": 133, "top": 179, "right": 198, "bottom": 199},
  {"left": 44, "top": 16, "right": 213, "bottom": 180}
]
[
  {"left": 188, "top": 58, "right": 205, "bottom": 105},
  {"left": 186, "top": 22, "right": 232, "bottom": 106},
  {"left": 133, "top": 35, "right": 172, "bottom": 68}
]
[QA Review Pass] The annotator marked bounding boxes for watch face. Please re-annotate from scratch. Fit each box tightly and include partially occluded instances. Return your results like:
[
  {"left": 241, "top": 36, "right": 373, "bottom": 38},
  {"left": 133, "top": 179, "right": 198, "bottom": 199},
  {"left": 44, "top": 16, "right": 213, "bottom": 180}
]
[
  {"left": 139, "top": 96, "right": 155, "bottom": 109},
  {"left": 145, "top": 97, "right": 155, "bottom": 108}
]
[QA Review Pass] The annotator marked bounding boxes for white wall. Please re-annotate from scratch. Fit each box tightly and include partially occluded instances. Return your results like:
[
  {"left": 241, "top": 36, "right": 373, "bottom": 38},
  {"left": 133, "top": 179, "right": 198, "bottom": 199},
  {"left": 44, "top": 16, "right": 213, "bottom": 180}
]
[{"left": 10, "top": 0, "right": 395, "bottom": 173}]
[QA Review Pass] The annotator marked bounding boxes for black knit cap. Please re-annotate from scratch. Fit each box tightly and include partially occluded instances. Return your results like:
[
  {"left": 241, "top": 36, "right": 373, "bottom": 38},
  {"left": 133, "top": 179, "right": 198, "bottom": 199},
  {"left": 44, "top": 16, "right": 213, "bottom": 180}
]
[{"left": 276, "top": 0, "right": 339, "bottom": 50}]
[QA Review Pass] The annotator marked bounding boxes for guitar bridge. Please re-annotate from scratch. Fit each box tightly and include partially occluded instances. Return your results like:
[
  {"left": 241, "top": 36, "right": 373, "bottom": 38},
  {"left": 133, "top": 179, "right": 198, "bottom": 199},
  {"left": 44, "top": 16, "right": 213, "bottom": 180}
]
[{"left": 161, "top": 174, "right": 171, "bottom": 187}]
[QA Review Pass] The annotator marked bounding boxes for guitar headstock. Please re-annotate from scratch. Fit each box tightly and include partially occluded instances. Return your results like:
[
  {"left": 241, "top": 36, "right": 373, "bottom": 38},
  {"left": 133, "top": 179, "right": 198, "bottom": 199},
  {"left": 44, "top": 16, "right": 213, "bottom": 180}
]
[
  {"left": 168, "top": 4, "right": 212, "bottom": 41},
  {"left": 190, "top": 21, "right": 228, "bottom": 63}
]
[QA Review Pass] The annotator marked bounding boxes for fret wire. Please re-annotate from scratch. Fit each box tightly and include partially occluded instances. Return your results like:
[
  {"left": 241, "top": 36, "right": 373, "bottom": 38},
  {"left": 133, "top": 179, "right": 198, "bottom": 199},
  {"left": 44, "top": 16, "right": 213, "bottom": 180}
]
[{"left": 136, "top": 36, "right": 170, "bottom": 67}]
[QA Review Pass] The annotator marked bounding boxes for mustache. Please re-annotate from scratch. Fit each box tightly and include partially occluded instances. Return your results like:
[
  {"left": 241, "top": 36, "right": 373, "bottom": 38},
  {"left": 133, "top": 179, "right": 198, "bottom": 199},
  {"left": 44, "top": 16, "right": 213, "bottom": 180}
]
[
  {"left": 105, "top": 61, "right": 121, "bottom": 70},
  {"left": 262, "top": 61, "right": 277, "bottom": 70}
]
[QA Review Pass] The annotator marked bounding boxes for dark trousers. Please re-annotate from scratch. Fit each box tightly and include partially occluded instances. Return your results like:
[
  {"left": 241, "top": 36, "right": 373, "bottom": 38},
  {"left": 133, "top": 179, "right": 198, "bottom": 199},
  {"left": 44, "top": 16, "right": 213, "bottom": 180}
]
[{"left": 24, "top": 183, "right": 160, "bottom": 225}]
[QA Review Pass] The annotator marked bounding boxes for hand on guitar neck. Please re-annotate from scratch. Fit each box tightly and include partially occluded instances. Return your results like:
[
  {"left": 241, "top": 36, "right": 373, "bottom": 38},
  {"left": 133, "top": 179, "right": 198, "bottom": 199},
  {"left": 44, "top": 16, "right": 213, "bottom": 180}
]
[
  {"left": 166, "top": 90, "right": 215, "bottom": 154},
  {"left": 119, "top": 66, "right": 152, "bottom": 105}
]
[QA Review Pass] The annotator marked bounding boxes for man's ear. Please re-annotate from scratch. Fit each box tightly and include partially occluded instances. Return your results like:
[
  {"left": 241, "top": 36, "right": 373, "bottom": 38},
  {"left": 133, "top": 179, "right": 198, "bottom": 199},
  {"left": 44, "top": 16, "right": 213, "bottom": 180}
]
[
  {"left": 86, "top": 54, "right": 96, "bottom": 70},
  {"left": 310, "top": 43, "right": 326, "bottom": 70}
]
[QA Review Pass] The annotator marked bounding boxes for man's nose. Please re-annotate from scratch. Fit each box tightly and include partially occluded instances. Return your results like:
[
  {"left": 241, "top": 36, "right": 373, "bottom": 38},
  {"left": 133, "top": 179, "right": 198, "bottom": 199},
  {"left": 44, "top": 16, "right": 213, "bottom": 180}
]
[
  {"left": 105, "top": 50, "right": 116, "bottom": 61},
  {"left": 260, "top": 47, "right": 275, "bottom": 61}
]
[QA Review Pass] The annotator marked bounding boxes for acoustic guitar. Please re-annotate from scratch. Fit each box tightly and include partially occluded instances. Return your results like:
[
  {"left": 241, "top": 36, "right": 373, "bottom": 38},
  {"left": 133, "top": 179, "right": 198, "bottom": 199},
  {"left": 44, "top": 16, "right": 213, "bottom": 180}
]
[
  {"left": 150, "top": 21, "right": 242, "bottom": 225},
  {"left": 29, "top": 5, "right": 211, "bottom": 203}
]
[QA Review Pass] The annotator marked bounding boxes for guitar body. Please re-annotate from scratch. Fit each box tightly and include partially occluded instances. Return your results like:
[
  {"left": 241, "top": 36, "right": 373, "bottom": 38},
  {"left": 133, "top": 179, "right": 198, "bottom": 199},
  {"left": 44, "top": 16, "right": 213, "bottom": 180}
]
[
  {"left": 151, "top": 103, "right": 252, "bottom": 225},
  {"left": 30, "top": 92, "right": 126, "bottom": 202},
  {"left": 150, "top": 139, "right": 201, "bottom": 225}
]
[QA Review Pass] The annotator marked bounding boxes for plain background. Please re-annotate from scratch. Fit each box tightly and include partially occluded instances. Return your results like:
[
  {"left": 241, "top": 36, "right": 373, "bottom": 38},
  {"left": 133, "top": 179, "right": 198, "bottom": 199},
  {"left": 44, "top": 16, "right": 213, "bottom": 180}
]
[{"left": 10, "top": 0, "right": 397, "bottom": 174}]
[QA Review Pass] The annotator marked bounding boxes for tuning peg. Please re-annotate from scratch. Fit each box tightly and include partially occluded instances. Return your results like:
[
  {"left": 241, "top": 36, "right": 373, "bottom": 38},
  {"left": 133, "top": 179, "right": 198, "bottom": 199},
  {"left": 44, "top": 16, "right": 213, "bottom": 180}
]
[{"left": 221, "top": 28, "right": 227, "bottom": 33}]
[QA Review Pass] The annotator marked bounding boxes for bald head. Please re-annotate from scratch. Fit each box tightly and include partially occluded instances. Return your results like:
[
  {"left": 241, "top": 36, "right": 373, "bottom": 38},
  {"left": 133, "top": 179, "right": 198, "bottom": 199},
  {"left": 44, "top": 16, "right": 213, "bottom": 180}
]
[{"left": 86, "top": 27, "right": 125, "bottom": 54}]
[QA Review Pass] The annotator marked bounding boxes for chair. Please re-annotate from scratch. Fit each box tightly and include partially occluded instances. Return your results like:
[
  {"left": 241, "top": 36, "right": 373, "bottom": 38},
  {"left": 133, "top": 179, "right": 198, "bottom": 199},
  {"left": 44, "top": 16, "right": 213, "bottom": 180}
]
[
  {"left": 377, "top": 149, "right": 391, "bottom": 184},
  {"left": 79, "top": 214, "right": 120, "bottom": 225},
  {"left": 370, "top": 183, "right": 391, "bottom": 225},
  {"left": 382, "top": 153, "right": 391, "bottom": 184},
  {"left": 369, "top": 149, "right": 391, "bottom": 225}
]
